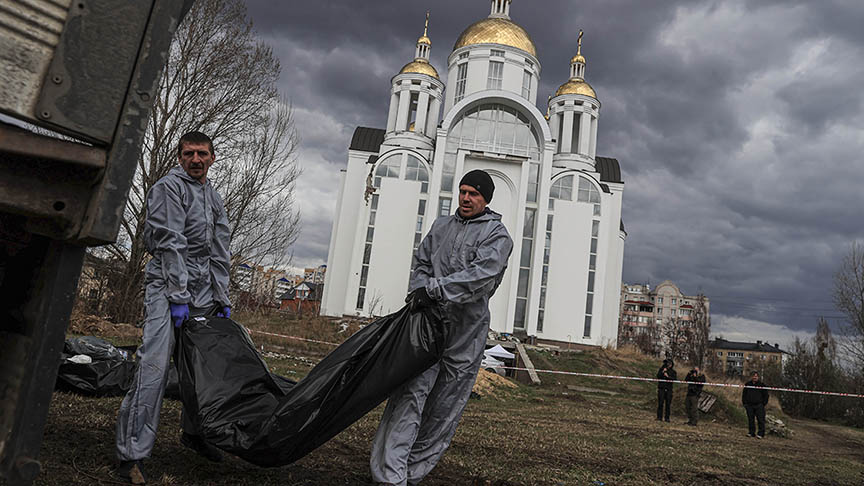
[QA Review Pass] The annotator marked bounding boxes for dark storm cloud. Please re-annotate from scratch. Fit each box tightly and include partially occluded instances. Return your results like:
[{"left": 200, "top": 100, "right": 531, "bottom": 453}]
[{"left": 244, "top": 0, "right": 864, "bottom": 338}]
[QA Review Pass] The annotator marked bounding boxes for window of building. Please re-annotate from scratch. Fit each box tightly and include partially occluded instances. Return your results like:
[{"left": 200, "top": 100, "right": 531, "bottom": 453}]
[
  {"left": 447, "top": 103, "right": 540, "bottom": 159},
  {"left": 717, "top": 351, "right": 723, "bottom": 357},
  {"left": 455, "top": 63, "right": 468, "bottom": 102},
  {"left": 515, "top": 208, "right": 536, "bottom": 331},
  {"left": 538, "top": 213, "right": 553, "bottom": 332},
  {"left": 357, "top": 194, "right": 379, "bottom": 309},
  {"left": 671, "top": 298, "right": 677, "bottom": 305},
  {"left": 490, "top": 49, "right": 505, "bottom": 57},
  {"left": 438, "top": 197, "right": 451, "bottom": 217},
  {"left": 459, "top": 52, "right": 469, "bottom": 60},
  {"left": 571, "top": 112, "right": 581, "bottom": 154},
  {"left": 526, "top": 162, "right": 540, "bottom": 203},
  {"left": 405, "top": 155, "right": 429, "bottom": 193},
  {"left": 487, "top": 60, "right": 504, "bottom": 90},
  {"left": 522, "top": 70, "right": 532, "bottom": 99},
  {"left": 373, "top": 157, "right": 401, "bottom": 188},
  {"left": 658, "top": 297, "right": 663, "bottom": 304}
]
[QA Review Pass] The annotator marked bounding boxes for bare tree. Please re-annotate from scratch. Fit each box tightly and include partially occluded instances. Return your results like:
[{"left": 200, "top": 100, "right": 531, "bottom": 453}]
[
  {"left": 685, "top": 294, "right": 710, "bottom": 367},
  {"left": 833, "top": 242, "right": 864, "bottom": 368},
  {"left": 661, "top": 316, "right": 689, "bottom": 361},
  {"left": 101, "top": 0, "right": 300, "bottom": 321}
]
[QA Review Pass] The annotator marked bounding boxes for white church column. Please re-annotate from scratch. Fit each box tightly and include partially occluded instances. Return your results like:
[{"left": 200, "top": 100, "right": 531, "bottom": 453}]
[
  {"left": 579, "top": 111, "right": 591, "bottom": 156},
  {"left": 386, "top": 90, "right": 399, "bottom": 132},
  {"left": 426, "top": 96, "right": 441, "bottom": 136},
  {"left": 415, "top": 91, "right": 430, "bottom": 135},
  {"left": 589, "top": 115, "right": 598, "bottom": 159},
  {"left": 561, "top": 110, "right": 574, "bottom": 153},
  {"left": 395, "top": 87, "right": 411, "bottom": 131}
]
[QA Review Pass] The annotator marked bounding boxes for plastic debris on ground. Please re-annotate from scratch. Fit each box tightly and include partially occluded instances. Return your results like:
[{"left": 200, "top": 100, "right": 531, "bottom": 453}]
[{"left": 55, "top": 336, "right": 137, "bottom": 397}]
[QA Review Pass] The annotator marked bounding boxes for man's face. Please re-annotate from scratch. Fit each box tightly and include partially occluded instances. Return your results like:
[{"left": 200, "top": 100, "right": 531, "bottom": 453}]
[
  {"left": 693, "top": 367, "right": 700, "bottom": 374},
  {"left": 458, "top": 184, "right": 488, "bottom": 218},
  {"left": 179, "top": 142, "right": 215, "bottom": 182},
  {"left": 751, "top": 373, "right": 759, "bottom": 383}
]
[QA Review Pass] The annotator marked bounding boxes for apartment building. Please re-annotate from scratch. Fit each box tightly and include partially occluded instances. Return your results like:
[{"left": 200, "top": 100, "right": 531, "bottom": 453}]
[{"left": 618, "top": 280, "right": 709, "bottom": 348}]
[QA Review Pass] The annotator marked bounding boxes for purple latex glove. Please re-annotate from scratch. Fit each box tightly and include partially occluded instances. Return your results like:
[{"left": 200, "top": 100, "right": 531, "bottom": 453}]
[
  {"left": 170, "top": 303, "right": 189, "bottom": 328},
  {"left": 216, "top": 306, "right": 231, "bottom": 318}
]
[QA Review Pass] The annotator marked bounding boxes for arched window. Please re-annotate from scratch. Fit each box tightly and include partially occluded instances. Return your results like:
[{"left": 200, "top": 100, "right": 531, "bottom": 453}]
[
  {"left": 447, "top": 103, "right": 541, "bottom": 159},
  {"left": 405, "top": 155, "right": 429, "bottom": 194},
  {"left": 373, "top": 157, "right": 401, "bottom": 188},
  {"left": 549, "top": 175, "right": 601, "bottom": 216}
]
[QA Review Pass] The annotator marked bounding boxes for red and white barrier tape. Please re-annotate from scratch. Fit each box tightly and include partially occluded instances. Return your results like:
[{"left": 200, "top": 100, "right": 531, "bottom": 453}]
[
  {"left": 495, "top": 366, "right": 864, "bottom": 399},
  {"left": 247, "top": 328, "right": 341, "bottom": 347},
  {"left": 244, "top": 329, "right": 864, "bottom": 399}
]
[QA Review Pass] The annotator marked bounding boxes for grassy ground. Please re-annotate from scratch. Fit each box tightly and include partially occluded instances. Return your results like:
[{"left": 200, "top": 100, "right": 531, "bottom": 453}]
[{"left": 11, "top": 311, "right": 864, "bottom": 485}]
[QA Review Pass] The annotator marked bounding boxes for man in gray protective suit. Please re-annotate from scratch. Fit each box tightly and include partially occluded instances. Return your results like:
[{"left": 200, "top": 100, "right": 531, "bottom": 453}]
[
  {"left": 115, "top": 131, "right": 232, "bottom": 484},
  {"left": 370, "top": 169, "right": 513, "bottom": 486}
]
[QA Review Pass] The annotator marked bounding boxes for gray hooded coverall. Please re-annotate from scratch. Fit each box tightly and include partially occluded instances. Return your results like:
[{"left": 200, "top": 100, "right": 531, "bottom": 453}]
[
  {"left": 116, "top": 165, "right": 231, "bottom": 461},
  {"left": 370, "top": 207, "right": 513, "bottom": 485}
]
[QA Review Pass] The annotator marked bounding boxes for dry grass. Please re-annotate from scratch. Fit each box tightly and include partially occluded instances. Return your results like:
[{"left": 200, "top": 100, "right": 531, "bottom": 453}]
[{"left": 19, "top": 313, "right": 864, "bottom": 486}]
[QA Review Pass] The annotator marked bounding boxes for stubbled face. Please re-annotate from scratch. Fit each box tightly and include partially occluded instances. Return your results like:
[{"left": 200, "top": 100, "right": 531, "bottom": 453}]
[
  {"left": 178, "top": 142, "right": 215, "bottom": 183},
  {"left": 751, "top": 373, "right": 759, "bottom": 383},
  {"left": 458, "top": 184, "right": 487, "bottom": 218}
]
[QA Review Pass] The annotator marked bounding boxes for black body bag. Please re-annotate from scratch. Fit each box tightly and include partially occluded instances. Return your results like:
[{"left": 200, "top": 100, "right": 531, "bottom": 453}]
[{"left": 174, "top": 305, "right": 448, "bottom": 467}]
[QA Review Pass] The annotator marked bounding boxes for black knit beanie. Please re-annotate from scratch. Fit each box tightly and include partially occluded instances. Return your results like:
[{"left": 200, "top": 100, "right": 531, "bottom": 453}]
[{"left": 459, "top": 170, "right": 494, "bottom": 203}]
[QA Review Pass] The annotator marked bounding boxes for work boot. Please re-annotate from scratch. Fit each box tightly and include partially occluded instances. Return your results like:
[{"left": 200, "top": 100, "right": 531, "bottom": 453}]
[
  {"left": 116, "top": 460, "right": 146, "bottom": 485},
  {"left": 181, "top": 432, "right": 223, "bottom": 462}
]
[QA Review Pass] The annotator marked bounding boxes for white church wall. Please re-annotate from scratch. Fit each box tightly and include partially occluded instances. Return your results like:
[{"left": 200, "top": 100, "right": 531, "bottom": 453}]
[
  {"left": 543, "top": 200, "right": 594, "bottom": 344},
  {"left": 321, "top": 151, "right": 371, "bottom": 316},
  {"left": 364, "top": 177, "right": 421, "bottom": 315}
]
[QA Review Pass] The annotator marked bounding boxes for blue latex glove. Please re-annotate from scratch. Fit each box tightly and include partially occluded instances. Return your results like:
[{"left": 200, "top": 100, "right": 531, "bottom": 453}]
[
  {"left": 170, "top": 303, "right": 189, "bottom": 328},
  {"left": 216, "top": 306, "right": 231, "bottom": 318}
]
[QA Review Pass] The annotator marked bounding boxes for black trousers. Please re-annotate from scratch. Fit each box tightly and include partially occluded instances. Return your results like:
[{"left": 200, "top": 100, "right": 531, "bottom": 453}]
[
  {"left": 744, "top": 403, "right": 766, "bottom": 436},
  {"left": 685, "top": 394, "right": 700, "bottom": 424},
  {"left": 657, "top": 388, "right": 673, "bottom": 420}
]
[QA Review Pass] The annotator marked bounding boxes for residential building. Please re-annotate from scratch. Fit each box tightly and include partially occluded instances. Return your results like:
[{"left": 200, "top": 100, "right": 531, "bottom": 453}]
[
  {"left": 279, "top": 281, "right": 324, "bottom": 315},
  {"left": 618, "top": 280, "right": 710, "bottom": 350},
  {"left": 321, "top": 0, "right": 627, "bottom": 347},
  {"left": 709, "top": 338, "right": 785, "bottom": 376}
]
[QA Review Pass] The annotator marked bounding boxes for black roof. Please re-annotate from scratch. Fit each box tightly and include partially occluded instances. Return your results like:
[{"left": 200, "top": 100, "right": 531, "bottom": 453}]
[
  {"left": 279, "top": 281, "right": 324, "bottom": 302},
  {"left": 709, "top": 338, "right": 785, "bottom": 353},
  {"left": 350, "top": 127, "right": 385, "bottom": 152},
  {"left": 596, "top": 157, "right": 623, "bottom": 183}
]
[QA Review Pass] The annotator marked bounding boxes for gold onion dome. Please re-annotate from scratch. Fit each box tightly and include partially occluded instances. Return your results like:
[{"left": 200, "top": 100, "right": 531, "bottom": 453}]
[
  {"left": 418, "top": 34, "right": 431, "bottom": 45},
  {"left": 555, "top": 78, "right": 596, "bottom": 98},
  {"left": 400, "top": 59, "right": 439, "bottom": 79},
  {"left": 453, "top": 17, "right": 537, "bottom": 57},
  {"left": 570, "top": 53, "right": 586, "bottom": 64}
]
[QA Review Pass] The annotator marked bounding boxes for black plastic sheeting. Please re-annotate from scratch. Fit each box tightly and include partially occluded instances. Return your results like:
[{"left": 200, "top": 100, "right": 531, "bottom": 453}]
[
  {"left": 56, "top": 336, "right": 137, "bottom": 397},
  {"left": 56, "top": 336, "right": 182, "bottom": 398},
  {"left": 175, "top": 305, "right": 448, "bottom": 467}
]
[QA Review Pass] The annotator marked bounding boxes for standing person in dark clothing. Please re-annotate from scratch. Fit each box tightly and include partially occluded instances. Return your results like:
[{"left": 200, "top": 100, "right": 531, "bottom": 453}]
[
  {"left": 656, "top": 359, "right": 677, "bottom": 422},
  {"left": 742, "top": 371, "right": 769, "bottom": 438},
  {"left": 685, "top": 367, "right": 706, "bottom": 426}
]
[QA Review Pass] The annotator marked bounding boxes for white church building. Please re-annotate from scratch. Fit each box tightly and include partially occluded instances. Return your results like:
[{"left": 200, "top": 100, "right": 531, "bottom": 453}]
[{"left": 321, "top": 0, "right": 626, "bottom": 347}]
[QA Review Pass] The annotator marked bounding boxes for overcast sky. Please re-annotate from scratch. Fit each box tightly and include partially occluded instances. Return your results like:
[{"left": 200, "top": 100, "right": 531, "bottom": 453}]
[{"left": 244, "top": 0, "right": 864, "bottom": 348}]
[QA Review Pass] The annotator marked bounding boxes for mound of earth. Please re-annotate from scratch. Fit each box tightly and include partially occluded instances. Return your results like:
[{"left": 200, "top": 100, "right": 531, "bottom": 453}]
[
  {"left": 472, "top": 368, "right": 517, "bottom": 398},
  {"left": 68, "top": 312, "right": 142, "bottom": 339}
]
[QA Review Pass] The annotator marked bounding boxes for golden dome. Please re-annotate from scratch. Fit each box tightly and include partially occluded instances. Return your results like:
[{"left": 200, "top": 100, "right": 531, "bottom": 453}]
[
  {"left": 418, "top": 35, "right": 431, "bottom": 46},
  {"left": 555, "top": 78, "right": 597, "bottom": 98},
  {"left": 570, "top": 54, "right": 586, "bottom": 64},
  {"left": 453, "top": 17, "right": 536, "bottom": 57},
  {"left": 399, "top": 59, "right": 439, "bottom": 79}
]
